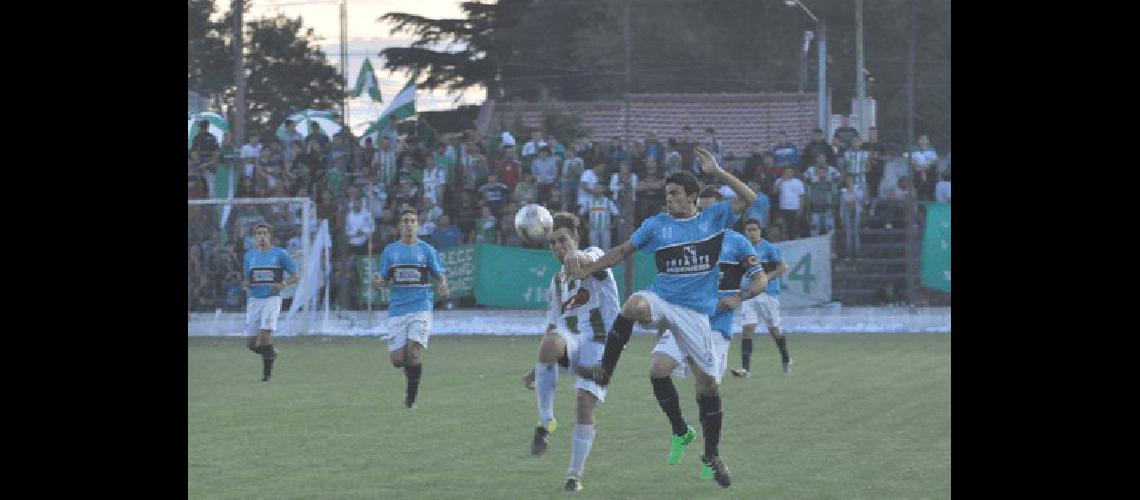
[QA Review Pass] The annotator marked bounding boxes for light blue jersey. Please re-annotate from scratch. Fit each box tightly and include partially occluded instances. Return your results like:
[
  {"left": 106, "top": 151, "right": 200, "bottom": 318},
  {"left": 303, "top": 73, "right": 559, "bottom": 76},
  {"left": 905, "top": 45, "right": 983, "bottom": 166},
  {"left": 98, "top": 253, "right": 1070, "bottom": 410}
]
[
  {"left": 243, "top": 247, "right": 298, "bottom": 299},
  {"left": 379, "top": 239, "right": 446, "bottom": 318},
  {"left": 710, "top": 230, "right": 762, "bottom": 340},
  {"left": 743, "top": 193, "right": 770, "bottom": 228},
  {"left": 752, "top": 239, "right": 783, "bottom": 296},
  {"left": 630, "top": 200, "right": 738, "bottom": 315}
]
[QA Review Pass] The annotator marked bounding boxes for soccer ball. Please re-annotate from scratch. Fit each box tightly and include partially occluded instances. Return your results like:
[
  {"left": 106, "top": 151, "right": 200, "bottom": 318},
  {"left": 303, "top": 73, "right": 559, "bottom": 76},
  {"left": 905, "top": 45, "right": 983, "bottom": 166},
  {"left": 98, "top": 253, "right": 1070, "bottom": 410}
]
[{"left": 514, "top": 204, "right": 553, "bottom": 245}]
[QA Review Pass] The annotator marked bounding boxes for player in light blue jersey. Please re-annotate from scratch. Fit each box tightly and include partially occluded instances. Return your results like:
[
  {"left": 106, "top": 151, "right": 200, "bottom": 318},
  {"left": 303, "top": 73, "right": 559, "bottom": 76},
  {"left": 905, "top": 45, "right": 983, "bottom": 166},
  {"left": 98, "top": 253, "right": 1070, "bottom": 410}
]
[
  {"left": 242, "top": 223, "right": 299, "bottom": 382},
  {"left": 567, "top": 147, "right": 754, "bottom": 488},
  {"left": 732, "top": 218, "right": 793, "bottom": 377},
  {"left": 649, "top": 187, "right": 768, "bottom": 481},
  {"left": 372, "top": 209, "right": 449, "bottom": 409}
]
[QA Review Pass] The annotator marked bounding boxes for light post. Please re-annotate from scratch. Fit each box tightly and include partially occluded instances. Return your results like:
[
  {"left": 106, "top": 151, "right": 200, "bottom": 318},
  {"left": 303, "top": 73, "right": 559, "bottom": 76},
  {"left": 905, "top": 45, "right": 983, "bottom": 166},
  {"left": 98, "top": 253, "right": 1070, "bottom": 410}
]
[{"left": 784, "top": 0, "right": 826, "bottom": 134}]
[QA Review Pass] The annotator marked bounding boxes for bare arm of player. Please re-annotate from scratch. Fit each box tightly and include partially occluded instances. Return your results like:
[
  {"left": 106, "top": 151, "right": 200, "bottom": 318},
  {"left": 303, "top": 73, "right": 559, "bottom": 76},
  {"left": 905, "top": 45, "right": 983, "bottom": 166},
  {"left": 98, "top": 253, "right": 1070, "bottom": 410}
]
[
  {"left": 273, "top": 272, "right": 300, "bottom": 291},
  {"left": 767, "top": 261, "right": 790, "bottom": 280},
  {"left": 742, "top": 271, "right": 768, "bottom": 300},
  {"left": 436, "top": 275, "right": 449, "bottom": 298},
  {"left": 695, "top": 146, "right": 756, "bottom": 212},
  {"left": 568, "top": 241, "right": 633, "bottom": 279}
]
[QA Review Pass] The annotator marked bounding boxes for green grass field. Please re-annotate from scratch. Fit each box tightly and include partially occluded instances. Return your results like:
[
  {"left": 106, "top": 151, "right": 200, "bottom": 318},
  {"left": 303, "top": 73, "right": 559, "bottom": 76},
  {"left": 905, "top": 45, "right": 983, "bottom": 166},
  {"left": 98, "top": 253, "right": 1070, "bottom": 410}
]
[{"left": 189, "top": 333, "right": 950, "bottom": 499}]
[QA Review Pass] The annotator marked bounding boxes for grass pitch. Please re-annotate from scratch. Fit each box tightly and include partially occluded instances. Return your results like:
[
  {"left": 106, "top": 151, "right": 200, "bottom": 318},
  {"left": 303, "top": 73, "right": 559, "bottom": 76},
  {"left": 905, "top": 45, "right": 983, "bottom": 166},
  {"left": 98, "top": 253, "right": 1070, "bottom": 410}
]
[{"left": 189, "top": 333, "right": 950, "bottom": 499}]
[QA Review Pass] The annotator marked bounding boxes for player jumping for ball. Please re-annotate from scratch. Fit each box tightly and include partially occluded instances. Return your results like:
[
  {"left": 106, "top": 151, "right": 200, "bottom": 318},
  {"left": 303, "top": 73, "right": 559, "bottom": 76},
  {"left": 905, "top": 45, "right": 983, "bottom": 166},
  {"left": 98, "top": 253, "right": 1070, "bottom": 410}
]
[
  {"left": 242, "top": 223, "right": 299, "bottom": 382},
  {"left": 521, "top": 212, "right": 621, "bottom": 492},
  {"left": 373, "top": 209, "right": 449, "bottom": 409},
  {"left": 566, "top": 147, "right": 754, "bottom": 488}
]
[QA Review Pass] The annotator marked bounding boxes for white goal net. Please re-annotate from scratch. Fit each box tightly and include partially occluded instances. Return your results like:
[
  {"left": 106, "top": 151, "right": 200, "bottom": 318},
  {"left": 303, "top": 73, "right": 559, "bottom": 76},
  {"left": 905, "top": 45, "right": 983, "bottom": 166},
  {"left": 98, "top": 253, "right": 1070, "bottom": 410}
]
[{"left": 188, "top": 197, "right": 331, "bottom": 336}]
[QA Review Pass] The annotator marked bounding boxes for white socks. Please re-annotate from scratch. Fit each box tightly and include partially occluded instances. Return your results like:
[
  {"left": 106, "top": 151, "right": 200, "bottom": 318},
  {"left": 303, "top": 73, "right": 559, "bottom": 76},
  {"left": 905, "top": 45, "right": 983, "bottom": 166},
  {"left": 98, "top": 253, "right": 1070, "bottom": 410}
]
[
  {"left": 535, "top": 362, "right": 558, "bottom": 428},
  {"left": 568, "top": 423, "right": 596, "bottom": 479}
]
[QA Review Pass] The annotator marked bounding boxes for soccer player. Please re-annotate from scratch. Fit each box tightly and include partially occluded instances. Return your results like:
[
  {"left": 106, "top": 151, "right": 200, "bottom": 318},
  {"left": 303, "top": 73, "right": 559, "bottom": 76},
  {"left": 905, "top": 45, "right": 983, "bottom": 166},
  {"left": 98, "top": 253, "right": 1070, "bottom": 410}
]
[
  {"left": 522, "top": 212, "right": 621, "bottom": 492},
  {"left": 242, "top": 223, "right": 299, "bottom": 382},
  {"left": 566, "top": 147, "right": 754, "bottom": 488},
  {"left": 732, "top": 218, "right": 793, "bottom": 377},
  {"left": 373, "top": 209, "right": 449, "bottom": 409},
  {"left": 648, "top": 187, "right": 767, "bottom": 481}
]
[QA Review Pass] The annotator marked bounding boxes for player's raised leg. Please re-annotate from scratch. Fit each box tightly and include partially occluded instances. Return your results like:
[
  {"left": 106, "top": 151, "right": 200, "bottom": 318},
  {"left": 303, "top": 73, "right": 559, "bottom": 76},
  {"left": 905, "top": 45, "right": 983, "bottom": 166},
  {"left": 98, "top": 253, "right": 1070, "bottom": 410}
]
[
  {"left": 575, "top": 293, "right": 652, "bottom": 385},
  {"left": 532, "top": 328, "right": 566, "bottom": 455}
]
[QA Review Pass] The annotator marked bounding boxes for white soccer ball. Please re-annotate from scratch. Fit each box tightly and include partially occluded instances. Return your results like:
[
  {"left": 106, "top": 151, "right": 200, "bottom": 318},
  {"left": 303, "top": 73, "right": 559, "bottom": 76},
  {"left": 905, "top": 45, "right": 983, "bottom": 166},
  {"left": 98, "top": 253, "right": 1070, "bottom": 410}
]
[{"left": 514, "top": 203, "right": 553, "bottom": 245}]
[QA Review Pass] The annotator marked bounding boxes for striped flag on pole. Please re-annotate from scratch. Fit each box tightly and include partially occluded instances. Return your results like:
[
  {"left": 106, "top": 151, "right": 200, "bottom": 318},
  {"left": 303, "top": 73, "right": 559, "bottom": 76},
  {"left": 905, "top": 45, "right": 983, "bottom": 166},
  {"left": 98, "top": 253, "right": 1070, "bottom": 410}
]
[
  {"left": 351, "top": 58, "right": 382, "bottom": 102},
  {"left": 360, "top": 71, "right": 418, "bottom": 145}
]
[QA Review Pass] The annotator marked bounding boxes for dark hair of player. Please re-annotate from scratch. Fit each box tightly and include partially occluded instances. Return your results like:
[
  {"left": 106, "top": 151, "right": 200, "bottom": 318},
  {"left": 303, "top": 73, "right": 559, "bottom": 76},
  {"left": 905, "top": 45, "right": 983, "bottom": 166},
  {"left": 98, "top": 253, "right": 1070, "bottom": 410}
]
[
  {"left": 253, "top": 223, "right": 272, "bottom": 234},
  {"left": 698, "top": 186, "right": 723, "bottom": 200},
  {"left": 399, "top": 208, "right": 417, "bottom": 219},
  {"left": 742, "top": 219, "right": 762, "bottom": 231},
  {"left": 551, "top": 212, "right": 581, "bottom": 234},
  {"left": 665, "top": 171, "right": 701, "bottom": 197}
]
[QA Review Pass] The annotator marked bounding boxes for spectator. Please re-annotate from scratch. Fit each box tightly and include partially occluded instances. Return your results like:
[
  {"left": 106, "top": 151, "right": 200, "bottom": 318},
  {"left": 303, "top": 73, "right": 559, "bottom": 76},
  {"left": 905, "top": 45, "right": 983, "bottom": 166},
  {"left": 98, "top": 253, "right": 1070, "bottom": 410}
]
[
  {"left": 771, "top": 131, "right": 800, "bottom": 169},
  {"left": 497, "top": 145, "right": 521, "bottom": 192},
  {"left": 752, "top": 153, "right": 779, "bottom": 197},
  {"left": 513, "top": 172, "right": 538, "bottom": 205},
  {"left": 843, "top": 136, "right": 870, "bottom": 190},
  {"left": 636, "top": 159, "right": 666, "bottom": 221},
  {"left": 393, "top": 173, "right": 422, "bottom": 209},
  {"left": 432, "top": 215, "right": 463, "bottom": 250},
  {"left": 774, "top": 167, "right": 806, "bottom": 240},
  {"left": 607, "top": 136, "right": 627, "bottom": 169},
  {"left": 582, "top": 188, "right": 620, "bottom": 250},
  {"left": 422, "top": 155, "right": 447, "bottom": 207},
  {"left": 544, "top": 189, "right": 563, "bottom": 214},
  {"left": 804, "top": 153, "right": 842, "bottom": 185},
  {"left": 561, "top": 147, "right": 585, "bottom": 213},
  {"left": 860, "top": 127, "right": 886, "bottom": 199},
  {"left": 455, "top": 190, "right": 480, "bottom": 238},
  {"left": 411, "top": 114, "right": 438, "bottom": 150},
  {"left": 832, "top": 115, "right": 860, "bottom": 153},
  {"left": 345, "top": 197, "right": 375, "bottom": 256},
  {"left": 839, "top": 174, "right": 866, "bottom": 259},
  {"left": 188, "top": 177, "right": 208, "bottom": 199},
  {"left": 909, "top": 134, "right": 939, "bottom": 201},
  {"left": 236, "top": 176, "right": 256, "bottom": 197},
  {"left": 805, "top": 163, "right": 839, "bottom": 236},
  {"left": 663, "top": 138, "right": 684, "bottom": 177},
  {"left": 935, "top": 171, "right": 951, "bottom": 203},
  {"left": 743, "top": 144, "right": 765, "bottom": 184},
  {"left": 531, "top": 145, "right": 559, "bottom": 203},
  {"left": 304, "top": 122, "right": 330, "bottom": 163},
  {"left": 477, "top": 173, "right": 510, "bottom": 215},
  {"left": 801, "top": 128, "right": 835, "bottom": 171},
  {"left": 417, "top": 208, "right": 437, "bottom": 241},
  {"left": 433, "top": 139, "right": 458, "bottom": 186},
  {"left": 678, "top": 125, "right": 698, "bottom": 173},
  {"left": 463, "top": 153, "right": 490, "bottom": 193},
  {"left": 549, "top": 136, "right": 567, "bottom": 161},
  {"left": 520, "top": 131, "right": 546, "bottom": 170},
  {"left": 644, "top": 131, "right": 664, "bottom": 164},
  {"left": 499, "top": 202, "right": 524, "bottom": 247},
  {"left": 239, "top": 133, "right": 262, "bottom": 180},
  {"left": 701, "top": 127, "right": 723, "bottom": 164},
  {"left": 871, "top": 176, "right": 914, "bottom": 230},
  {"left": 474, "top": 205, "right": 498, "bottom": 244},
  {"left": 609, "top": 160, "right": 638, "bottom": 212},
  {"left": 578, "top": 163, "right": 607, "bottom": 212},
  {"left": 190, "top": 120, "right": 220, "bottom": 169},
  {"left": 380, "top": 116, "right": 401, "bottom": 149},
  {"left": 373, "top": 136, "right": 397, "bottom": 189},
  {"left": 277, "top": 119, "right": 303, "bottom": 168},
  {"left": 628, "top": 140, "right": 648, "bottom": 175}
]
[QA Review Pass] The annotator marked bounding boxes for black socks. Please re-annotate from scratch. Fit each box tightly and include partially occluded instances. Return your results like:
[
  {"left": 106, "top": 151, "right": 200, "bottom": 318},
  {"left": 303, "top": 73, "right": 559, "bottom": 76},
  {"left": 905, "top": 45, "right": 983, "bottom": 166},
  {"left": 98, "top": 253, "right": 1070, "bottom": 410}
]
[
  {"left": 741, "top": 338, "right": 753, "bottom": 371},
  {"left": 697, "top": 394, "right": 723, "bottom": 458},
  {"left": 651, "top": 377, "right": 689, "bottom": 436},
  {"left": 405, "top": 364, "right": 422, "bottom": 405},
  {"left": 600, "top": 314, "right": 634, "bottom": 374}
]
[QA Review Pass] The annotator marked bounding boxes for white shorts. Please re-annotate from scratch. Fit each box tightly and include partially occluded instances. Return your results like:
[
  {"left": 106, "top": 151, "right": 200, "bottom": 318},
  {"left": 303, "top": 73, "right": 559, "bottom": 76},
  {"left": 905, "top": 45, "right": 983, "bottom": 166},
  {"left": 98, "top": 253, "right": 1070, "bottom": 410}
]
[
  {"left": 634, "top": 291, "right": 724, "bottom": 383},
  {"left": 652, "top": 329, "right": 730, "bottom": 381},
  {"left": 387, "top": 311, "right": 432, "bottom": 352},
  {"left": 555, "top": 330, "right": 608, "bottom": 402},
  {"left": 245, "top": 296, "right": 282, "bottom": 335},
  {"left": 741, "top": 294, "right": 781, "bottom": 329}
]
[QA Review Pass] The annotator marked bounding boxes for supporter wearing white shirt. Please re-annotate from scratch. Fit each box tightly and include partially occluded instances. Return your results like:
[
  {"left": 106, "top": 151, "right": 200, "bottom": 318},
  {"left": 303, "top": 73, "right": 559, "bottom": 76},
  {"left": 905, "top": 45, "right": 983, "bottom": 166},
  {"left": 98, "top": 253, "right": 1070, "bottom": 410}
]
[
  {"left": 240, "top": 135, "right": 263, "bottom": 178},
  {"left": 578, "top": 163, "right": 606, "bottom": 209},
  {"left": 935, "top": 172, "right": 951, "bottom": 203},
  {"left": 345, "top": 198, "right": 375, "bottom": 255},
  {"left": 773, "top": 167, "right": 806, "bottom": 240}
]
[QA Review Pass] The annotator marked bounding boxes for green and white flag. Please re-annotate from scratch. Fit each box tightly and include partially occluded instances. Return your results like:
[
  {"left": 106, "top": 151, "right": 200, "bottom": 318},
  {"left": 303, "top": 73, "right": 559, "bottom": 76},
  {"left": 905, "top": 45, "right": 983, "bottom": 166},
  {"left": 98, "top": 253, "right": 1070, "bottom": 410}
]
[
  {"left": 360, "top": 71, "right": 417, "bottom": 145},
  {"left": 351, "top": 58, "right": 382, "bottom": 102}
]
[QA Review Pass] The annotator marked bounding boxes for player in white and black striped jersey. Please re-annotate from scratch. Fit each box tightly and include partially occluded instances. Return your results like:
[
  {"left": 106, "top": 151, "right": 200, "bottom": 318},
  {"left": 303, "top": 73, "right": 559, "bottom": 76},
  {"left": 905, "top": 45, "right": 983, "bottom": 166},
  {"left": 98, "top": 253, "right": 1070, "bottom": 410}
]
[{"left": 522, "top": 212, "right": 621, "bottom": 492}]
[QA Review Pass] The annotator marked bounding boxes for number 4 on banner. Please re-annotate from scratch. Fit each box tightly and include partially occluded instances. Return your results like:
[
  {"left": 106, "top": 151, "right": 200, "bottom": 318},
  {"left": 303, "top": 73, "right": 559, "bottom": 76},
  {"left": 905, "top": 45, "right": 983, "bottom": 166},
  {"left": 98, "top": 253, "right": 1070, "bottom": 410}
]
[{"left": 787, "top": 253, "right": 816, "bottom": 294}]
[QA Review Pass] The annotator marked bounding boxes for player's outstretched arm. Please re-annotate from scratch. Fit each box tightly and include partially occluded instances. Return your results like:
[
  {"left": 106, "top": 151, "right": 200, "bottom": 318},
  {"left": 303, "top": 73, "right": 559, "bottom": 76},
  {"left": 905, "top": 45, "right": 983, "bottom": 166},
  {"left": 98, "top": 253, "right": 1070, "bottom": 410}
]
[
  {"left": 768, "top": 261, "right": 790, "bottom": 280},
  {"left": 742, "top": 271, "right": 768, "bottom": 300},
  {"left": 695, "top": 146, "right": 756, "bottom": 212},
  {"left": 568, "top": 241, "right": 634, "bottom": 279}
]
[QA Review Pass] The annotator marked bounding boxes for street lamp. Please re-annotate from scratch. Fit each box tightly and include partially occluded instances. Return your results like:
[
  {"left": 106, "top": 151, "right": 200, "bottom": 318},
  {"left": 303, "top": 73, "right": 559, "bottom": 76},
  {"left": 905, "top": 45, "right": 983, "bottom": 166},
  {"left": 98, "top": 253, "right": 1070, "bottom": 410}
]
[{"left": 784, "top": 0, "right": 827, "bottom": 134}]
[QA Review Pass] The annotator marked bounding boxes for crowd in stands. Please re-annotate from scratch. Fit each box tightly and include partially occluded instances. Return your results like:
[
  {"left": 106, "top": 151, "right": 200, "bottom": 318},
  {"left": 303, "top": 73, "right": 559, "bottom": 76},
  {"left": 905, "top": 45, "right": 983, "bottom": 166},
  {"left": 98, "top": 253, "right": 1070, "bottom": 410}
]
[{"left": 188, "top": 113, "right": 950, "bottom": 311}]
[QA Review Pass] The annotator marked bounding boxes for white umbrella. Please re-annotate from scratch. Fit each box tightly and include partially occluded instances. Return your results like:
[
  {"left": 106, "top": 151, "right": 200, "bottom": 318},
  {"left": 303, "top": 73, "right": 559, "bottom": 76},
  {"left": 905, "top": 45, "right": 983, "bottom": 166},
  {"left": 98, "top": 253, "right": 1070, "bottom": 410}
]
[
  {"left": 188, "top": 112, "right": 228, "bottom": 149},
  {"left": 276, "top": 110, "right": 343, "bottom": 140}
]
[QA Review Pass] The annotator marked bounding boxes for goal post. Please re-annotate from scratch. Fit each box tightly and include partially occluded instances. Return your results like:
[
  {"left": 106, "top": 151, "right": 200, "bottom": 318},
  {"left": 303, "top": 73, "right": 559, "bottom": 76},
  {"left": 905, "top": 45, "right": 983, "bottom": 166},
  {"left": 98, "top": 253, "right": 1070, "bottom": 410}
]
[{"left": 188, "top": 197, "right": 330, "bottom": 336}]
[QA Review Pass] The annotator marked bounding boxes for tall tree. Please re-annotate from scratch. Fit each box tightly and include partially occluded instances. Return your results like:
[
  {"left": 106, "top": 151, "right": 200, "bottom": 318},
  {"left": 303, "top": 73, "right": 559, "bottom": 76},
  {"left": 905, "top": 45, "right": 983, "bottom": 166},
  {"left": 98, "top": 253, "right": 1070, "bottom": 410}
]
[
  {"left": 378, "top": 0, "right": 534, "bottom": 99},
  {"left": 187, "top": 1, "right": 343, "bottom": 136}
]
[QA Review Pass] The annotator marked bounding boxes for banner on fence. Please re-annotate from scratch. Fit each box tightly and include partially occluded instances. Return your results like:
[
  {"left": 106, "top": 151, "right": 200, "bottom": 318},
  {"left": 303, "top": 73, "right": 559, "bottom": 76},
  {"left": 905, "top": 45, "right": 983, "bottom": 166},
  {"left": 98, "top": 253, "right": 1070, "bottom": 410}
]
[
  {"left": 773, "top": 234, "right": 833, "bottom": 307},
  {"left": 920, "top": 202, "right": 951, "bottom": 292}
]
